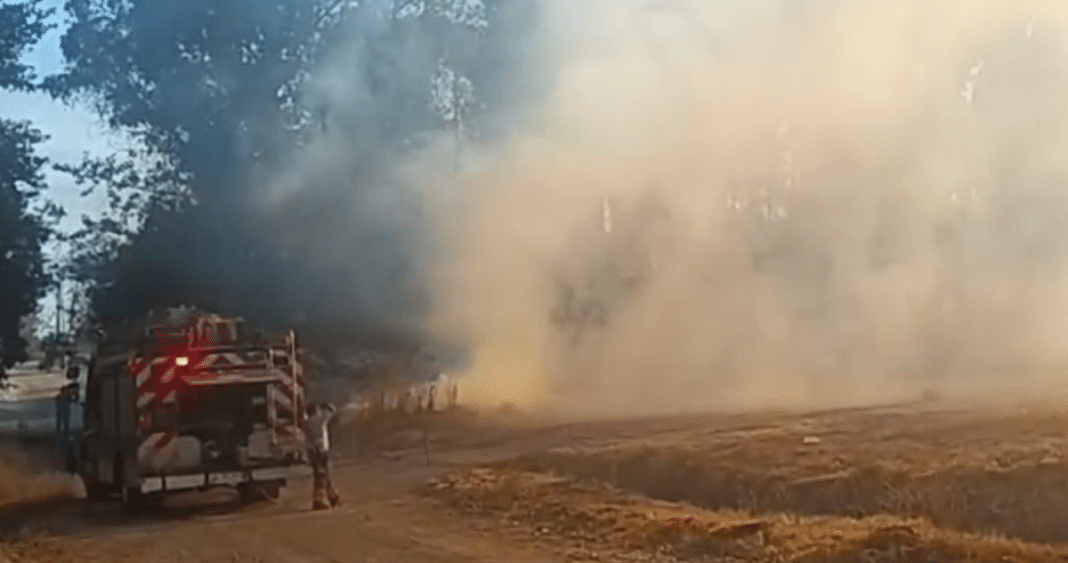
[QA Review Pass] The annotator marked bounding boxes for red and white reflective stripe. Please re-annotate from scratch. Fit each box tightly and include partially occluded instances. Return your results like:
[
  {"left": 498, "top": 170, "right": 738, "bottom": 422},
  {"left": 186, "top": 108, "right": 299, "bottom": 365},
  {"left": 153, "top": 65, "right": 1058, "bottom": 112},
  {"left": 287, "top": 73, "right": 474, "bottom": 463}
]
[
  {"left": 267, "top": 357, "right": 303, "bottom": 446},
  {"left": 186, "top": 372, "right": 269, "bottom": 384},
  {"left": 276, "top": 371, "right": 304, "bottom": 399},
  {"left": 135, "top": 364, "right": 151, "bottom": 388},
  {"left": 195, "top": 351, "right": 267, "bottom": 369},
  {"left": 132, "top": 345, "right": 307, "bottom": 466},
  {"left": 137, "top": 391, "right": 156, "bottom": 409},
  {"left": 134, "top": 354, "right": 185, "bottom": 416},
  {"left": 268, "top": 385, "right": 294, "bottom": 413},
  {"left": 133, "top": 357, "right": 153, "bottom": 408},
  {"left": 141, "top": 430, "right": 174, "bottom": 450},
  {"left": 160, "top": 365, "right": 177, "bottom": 384}
]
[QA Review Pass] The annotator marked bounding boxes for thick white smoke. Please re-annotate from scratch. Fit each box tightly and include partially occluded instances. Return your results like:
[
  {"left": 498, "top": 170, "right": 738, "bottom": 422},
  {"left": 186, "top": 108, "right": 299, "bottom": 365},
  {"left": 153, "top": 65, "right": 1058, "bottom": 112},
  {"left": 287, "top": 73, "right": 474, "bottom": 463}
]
[{"left": 423, "top": 0, "right": 1068, "bottom": 415}]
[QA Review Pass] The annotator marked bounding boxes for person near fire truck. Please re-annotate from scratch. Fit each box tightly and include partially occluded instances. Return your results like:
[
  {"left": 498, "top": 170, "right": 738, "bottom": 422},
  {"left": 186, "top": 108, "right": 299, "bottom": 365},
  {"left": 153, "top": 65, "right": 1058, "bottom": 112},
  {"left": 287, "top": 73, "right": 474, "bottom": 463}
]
[
  {"left": 55, "top": 378, "right": 79, "bottom": 449},
  {"left": 303, "top": 402, "right": 342, "bottom": 510},
  {"left": 64, "top": 350, "right": 79, "bottom": 381}
]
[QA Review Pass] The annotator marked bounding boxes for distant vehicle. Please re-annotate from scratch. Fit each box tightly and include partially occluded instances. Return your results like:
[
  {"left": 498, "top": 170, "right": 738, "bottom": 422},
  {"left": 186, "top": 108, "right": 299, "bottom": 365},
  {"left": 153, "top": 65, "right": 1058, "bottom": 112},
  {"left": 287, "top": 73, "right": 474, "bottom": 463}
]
[{"left": 78, "top": 307, "right": 308, "bottom": 509}]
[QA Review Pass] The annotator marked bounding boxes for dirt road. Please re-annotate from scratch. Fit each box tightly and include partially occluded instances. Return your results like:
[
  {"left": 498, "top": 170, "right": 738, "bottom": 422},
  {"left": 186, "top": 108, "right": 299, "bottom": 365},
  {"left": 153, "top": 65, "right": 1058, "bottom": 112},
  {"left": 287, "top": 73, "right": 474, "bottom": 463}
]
[
  {"left": 1, "top": 411, "right": 662, "bottom": 563},
  {"left": 7, "top": 400, "right": 1068, "bottom": 562}
]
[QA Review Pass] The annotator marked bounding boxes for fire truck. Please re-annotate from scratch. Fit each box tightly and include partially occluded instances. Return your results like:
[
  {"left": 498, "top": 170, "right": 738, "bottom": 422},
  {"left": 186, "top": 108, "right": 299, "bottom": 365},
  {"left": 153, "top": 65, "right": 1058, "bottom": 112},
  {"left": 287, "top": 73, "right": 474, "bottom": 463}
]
[{"left": 78, "top": 307, "right": 308, "bottom": 508}]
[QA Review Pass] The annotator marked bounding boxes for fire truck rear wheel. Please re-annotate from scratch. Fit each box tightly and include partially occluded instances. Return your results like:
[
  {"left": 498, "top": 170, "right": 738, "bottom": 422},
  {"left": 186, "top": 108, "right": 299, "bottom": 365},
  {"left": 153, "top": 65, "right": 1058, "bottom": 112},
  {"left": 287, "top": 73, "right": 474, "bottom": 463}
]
[
  {"left": 84, "top": 481, "right": 113, "bottom": 502},
  {"left": 262, "top": 480, "right": 282, "bottom": 500},
  {"left": 121, "top": 486, "right": 144, "bottom": 513},
  {"left": 115, "top": 457, "right": 144, "bottom": 513},
  {"left": 237, "top": 482, "right": 260, "bottom": 504},
  {"left": 238, "top": 481, "right": 281, "bottom": 504}
]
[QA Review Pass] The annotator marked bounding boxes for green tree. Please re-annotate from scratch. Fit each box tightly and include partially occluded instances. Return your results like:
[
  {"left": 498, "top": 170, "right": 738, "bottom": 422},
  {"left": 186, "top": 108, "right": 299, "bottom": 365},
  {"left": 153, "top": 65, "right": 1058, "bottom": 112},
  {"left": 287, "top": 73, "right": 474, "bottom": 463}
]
[
  {"left": 0, "top": 0, "right": 55, "bottom": 366},
  {"left": 48, "top": 0, "right": 529, "bottom": 345}
]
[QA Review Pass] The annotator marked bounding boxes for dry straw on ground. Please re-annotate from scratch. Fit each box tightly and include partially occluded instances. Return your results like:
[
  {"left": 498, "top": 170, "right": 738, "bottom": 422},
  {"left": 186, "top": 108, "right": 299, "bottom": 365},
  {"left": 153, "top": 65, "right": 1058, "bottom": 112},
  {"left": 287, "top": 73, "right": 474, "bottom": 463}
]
[
  {"left": 0, "top": 454, "right": 78, "bottom": 532},
  {"left": 426, "top": 467, "right": 1068, "bottom": 563}
]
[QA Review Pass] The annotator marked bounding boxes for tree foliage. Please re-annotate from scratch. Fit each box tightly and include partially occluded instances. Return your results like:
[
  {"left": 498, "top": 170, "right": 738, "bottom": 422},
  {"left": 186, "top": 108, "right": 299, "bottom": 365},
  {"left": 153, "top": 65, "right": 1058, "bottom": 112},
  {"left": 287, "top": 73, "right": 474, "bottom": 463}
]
[
  {"left": 49, "top": 0, "right": 530, "bottom": 347},
  {"left": 0, "top": 0, "right": 56, "bottom": 366},
  {"left": 0, "top": 0, "right": 52, "bottom": 90}
]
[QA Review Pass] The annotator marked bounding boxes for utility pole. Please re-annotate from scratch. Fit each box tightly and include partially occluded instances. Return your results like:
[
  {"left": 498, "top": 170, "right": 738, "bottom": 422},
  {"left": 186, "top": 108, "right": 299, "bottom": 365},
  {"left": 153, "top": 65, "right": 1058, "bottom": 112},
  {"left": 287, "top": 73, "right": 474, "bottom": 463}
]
[{"left": 55, "top": 279, "right": 62, "bottom": 342}]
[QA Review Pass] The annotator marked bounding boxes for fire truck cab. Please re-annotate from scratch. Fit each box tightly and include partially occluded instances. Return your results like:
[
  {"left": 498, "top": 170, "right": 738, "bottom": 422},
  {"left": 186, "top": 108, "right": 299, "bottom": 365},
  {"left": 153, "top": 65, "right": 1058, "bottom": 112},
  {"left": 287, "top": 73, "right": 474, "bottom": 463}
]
[{"left": 79, "top": 307, "right": 309, "bottom": 508}]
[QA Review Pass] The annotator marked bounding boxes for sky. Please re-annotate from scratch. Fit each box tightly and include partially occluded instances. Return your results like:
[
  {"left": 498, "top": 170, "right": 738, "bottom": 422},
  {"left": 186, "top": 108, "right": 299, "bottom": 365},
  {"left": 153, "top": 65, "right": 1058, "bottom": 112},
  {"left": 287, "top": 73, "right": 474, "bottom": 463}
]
[
  {"left": 1, "top": 0, "right": 118, "bottom": 332},
  {"left": 0, "top": 0, "right": 114, "bottom": 232}
]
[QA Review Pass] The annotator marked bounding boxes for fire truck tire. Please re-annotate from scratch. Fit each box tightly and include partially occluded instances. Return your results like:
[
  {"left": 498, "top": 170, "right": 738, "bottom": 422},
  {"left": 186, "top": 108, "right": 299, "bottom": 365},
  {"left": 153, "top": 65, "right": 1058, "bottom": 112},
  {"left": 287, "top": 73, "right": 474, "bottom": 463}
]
[
  {"left": 121, "top": 486, "right": 144, "bottom": 513},
  {"left": 84, "top": 481, "right": 113, "bottom": 502},
  {"left": 238, "top": 480, "right": 282, "bottom": 504},
  {"left": 237, "top": 482, "right": 259, "bottom": 504},
  {"left": 115, "top": 456, "right": 144, "bottom": 513},
  {"left": 262, "top": 480, "right": 282, "bottom": 500}
]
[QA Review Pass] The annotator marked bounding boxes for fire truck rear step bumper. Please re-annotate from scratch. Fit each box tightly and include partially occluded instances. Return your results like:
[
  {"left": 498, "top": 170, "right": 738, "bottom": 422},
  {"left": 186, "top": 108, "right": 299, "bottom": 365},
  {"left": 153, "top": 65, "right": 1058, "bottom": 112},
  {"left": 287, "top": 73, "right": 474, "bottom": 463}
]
[{"left": 142, "top": 465, "right": 311, "bottom": 494}]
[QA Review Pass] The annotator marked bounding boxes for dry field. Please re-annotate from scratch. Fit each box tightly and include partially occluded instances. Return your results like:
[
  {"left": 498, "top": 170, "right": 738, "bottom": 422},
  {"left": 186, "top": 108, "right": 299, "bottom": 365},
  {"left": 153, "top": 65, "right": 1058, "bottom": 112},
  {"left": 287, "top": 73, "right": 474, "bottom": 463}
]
[
  {"left": 424, "top": 466, "right": 1067, "bottom": 563},
  {"left": 5, "top": 402, "right": 1068, "bottom": 562},
  {"left": 0, "top": 448, "right": 79, "bottom": 538},
  {"left": 496, "top": 403, "right": 1068, "bottom": 544}
]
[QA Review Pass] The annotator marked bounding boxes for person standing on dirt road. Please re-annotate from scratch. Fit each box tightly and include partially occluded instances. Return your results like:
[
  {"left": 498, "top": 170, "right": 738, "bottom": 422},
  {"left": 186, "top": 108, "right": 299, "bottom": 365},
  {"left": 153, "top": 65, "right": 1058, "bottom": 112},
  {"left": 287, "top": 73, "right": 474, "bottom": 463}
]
[
  {"left": 304, "top": 402, "right": 342, "bottom": 510},
  {"left": 65, "top": 351, "right": 79, "bottom": 380},
  {"left": 55, "top": 379, "right": 79, "bottom": 455}
]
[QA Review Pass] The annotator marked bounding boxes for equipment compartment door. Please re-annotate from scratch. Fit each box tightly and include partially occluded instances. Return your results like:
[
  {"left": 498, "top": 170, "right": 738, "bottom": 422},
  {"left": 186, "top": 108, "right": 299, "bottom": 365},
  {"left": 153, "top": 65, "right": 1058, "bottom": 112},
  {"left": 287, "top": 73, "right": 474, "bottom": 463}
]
[{"left": 179, "top": 382, "right": 268, "bottom": 468}]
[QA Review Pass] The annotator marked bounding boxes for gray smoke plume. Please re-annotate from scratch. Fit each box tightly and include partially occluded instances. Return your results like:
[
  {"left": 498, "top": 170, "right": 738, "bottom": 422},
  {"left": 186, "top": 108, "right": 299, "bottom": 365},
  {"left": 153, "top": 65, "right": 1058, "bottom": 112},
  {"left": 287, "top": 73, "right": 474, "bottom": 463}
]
[
  {"left": 412, "top": 0, "right": 1068, "bottom": 415},
  {"left": 196, "top": 0, "right": 1068, "bottom": 415},
  {"left": 238, "top": 0, "right": 540, "bottom": 366}
]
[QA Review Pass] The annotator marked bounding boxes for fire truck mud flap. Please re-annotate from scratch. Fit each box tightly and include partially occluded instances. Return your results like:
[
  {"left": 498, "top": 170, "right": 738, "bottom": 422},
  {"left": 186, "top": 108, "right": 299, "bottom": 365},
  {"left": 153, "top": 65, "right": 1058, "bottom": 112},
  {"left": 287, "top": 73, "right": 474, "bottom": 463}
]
[{"left": 141, "top": 465, "right": 312, "bottom": 494}]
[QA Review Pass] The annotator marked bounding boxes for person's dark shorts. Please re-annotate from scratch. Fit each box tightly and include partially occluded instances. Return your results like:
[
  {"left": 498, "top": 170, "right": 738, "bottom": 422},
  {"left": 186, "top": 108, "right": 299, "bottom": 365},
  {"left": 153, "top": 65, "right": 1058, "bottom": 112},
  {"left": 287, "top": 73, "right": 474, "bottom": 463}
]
[{"left": 308, "top": 448, "right": 330, "bottom": 472}]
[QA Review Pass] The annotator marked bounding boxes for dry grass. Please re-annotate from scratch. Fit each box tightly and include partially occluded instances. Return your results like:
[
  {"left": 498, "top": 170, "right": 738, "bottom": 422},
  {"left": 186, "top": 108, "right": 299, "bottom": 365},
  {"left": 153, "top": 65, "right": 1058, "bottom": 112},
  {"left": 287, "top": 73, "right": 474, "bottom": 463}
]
[
  {"left": 0, "top": 453, "right": 79, "bottom": 535},
  {"left": 331, "top": 405, "right": 551, "bottom": 461},
  {"left": 497, "top": 406, "right": 1068, "bottom": 544},
  {"left": 424, "top": 466, "right": 1068, "bottom": 563},
  {"left": 0, "top": 539, "right": 69, "bottom": 563}
]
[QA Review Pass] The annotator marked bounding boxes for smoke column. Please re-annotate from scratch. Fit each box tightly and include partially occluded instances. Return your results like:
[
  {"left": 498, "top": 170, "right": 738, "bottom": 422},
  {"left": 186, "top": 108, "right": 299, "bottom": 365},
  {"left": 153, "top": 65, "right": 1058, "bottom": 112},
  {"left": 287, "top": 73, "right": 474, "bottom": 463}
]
[{"left": 416, "top": 0, "right": 1068, "bottom": 416}]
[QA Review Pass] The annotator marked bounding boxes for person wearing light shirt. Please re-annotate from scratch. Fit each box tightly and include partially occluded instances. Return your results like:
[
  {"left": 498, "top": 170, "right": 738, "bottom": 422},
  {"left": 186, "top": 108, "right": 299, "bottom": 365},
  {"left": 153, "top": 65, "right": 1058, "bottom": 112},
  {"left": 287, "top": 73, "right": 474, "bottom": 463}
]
[{"left": 303, "top": 402, "right": 341, "bottom": 510}]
